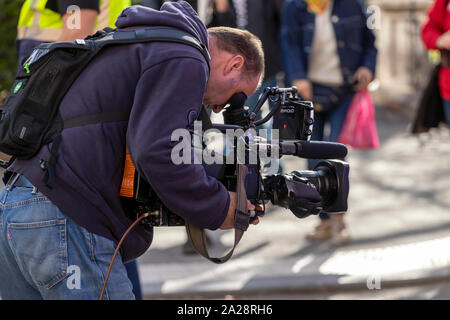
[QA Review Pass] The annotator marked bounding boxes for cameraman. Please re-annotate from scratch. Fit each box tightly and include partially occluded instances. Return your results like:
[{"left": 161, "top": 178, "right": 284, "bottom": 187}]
[{"left": 0, "top": 1, "right": 264, "bottom": 299}]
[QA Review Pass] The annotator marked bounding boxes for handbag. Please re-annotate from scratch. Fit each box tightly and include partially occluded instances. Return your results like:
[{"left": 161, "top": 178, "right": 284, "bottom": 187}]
[
  {"left": 338, "top": 89, "right": 380, "bottom": 149},
  {"left": 312, "top": 83, "right": 352, "bottom": 114},
  {"left": 411, "top": 64, "right": 445, "bottom": 133}
]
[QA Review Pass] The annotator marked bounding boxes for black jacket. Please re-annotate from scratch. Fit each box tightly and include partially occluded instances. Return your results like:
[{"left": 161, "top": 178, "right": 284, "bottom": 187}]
[{"left": 232, "top": 0, "right": 284, "bottom": 79}]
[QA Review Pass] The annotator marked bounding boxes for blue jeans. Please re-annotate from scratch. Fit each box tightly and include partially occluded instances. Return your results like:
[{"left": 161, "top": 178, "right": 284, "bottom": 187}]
[
  {"left": 443, "top": 99, "right": 450, "bottom": 127},
  {"left": 125, "top": 260, "right": 142, "bottom": 300},
  {"left": 308, "top": 92, "right": 354, "bottom": 220},
  {"left": 0, "top": 174, "right": 135, "bottom": 300}
]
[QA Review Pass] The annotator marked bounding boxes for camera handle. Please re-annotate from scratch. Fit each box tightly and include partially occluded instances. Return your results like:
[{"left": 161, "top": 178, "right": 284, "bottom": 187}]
[
  {"left": 185, "top": 164, "right": 251, "bottom": 264},
  {"left": 249, "top": 86, "right": 299, "bottom": 128}
]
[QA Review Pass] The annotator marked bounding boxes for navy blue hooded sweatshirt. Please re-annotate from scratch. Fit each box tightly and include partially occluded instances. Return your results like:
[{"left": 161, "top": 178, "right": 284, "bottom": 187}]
[{"left": 9, "top": 1, "right": 230, "bottom": 262}]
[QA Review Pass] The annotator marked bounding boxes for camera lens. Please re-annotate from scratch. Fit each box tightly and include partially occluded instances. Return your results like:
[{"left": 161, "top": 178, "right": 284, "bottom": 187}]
[{"left": 289, "top": 164, "right": 338, "bottom": 209}]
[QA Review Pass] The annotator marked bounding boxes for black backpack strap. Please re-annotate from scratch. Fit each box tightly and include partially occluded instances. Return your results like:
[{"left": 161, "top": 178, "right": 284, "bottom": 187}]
[
  {"left": 37, "top": 27, "right": 210, "bottom": 70},
  {"left": 38, "top": 112, "right": 130, "bottom": 189},
  {"left": 42, "top": 133, "right": 62, "bottom": 189},
  {"left": 38, "top": 27, "right": 209, "bottom": 188},
  {"left": 63, "top": 111, "right": 130, "bottom": 130},
  {"left": 93, "top": 27, "right": 210, "bottom": 69}
]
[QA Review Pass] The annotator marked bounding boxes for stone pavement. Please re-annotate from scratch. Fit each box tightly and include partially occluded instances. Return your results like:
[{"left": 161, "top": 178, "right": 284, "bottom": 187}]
[{"left": 136, "top": 106, "right": 450, "bottom": 299}]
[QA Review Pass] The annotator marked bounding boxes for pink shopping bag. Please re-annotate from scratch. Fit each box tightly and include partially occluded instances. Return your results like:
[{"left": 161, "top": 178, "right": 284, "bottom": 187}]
[{"left": 338, "top": 89, "right": 380, "bottom": 149}]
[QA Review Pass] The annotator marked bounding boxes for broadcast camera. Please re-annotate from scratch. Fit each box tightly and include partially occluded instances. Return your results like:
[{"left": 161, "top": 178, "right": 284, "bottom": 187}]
[{"left": 120, "top": 86, "right": 350, "bottom": 227}]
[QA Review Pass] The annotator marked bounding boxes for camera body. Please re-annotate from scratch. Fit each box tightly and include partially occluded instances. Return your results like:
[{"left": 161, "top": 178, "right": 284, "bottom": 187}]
[{"left": 120, "top": 87, "right": 350, "bottom": 227}]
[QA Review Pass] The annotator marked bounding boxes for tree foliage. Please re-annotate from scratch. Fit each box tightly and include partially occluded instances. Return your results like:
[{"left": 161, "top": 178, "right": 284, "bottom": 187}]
[{"left": 0, "top": 0, "right": 23, "bottom": 99}]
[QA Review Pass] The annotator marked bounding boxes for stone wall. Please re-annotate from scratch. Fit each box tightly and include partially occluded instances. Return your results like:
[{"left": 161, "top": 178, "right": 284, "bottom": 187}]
[{"left": 367, "top": 0, "right": 434, "bottom": 108}]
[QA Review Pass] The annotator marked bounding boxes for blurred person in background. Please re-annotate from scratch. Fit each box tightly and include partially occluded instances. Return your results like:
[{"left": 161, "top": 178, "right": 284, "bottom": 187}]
[
  {"left": 421, "top": 0, "right": 450, "bottom": 127},
  {"left": 17, "top": 0, "right": 129, "bottom": 64},
  {"left": 15, "top": 0, "right": 143, "bottom": 300},
  {"left": 232, "top": 0, "right": 285, "bottom": 174},
  {"left": 144, "top": 0, "right": 235, "bottom": 27},
  {"left": 280, "top": 0, "right": 377, "bottom": 244},
  {"left": 232, "top": 0, "right": 285, "bottom": 110},
  {"left": 202, "top": 0, "right": 236, "bottom": 28},
  {"left": 141, "top": 0, "right": 163, "bottom": 9}
]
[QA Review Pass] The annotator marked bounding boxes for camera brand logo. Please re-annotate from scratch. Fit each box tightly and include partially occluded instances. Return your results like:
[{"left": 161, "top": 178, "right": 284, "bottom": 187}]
[
  {"left": 66, "top": 265, "right": 81, "bottom": 290},
  {"left": 170, "top": 121, "right": 280, "bottom": 175}
]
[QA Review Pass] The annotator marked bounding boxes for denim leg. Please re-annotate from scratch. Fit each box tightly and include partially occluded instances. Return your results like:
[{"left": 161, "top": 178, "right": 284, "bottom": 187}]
[
  {"left": 45, "top": 214, "right": 135, "bottom": 300},
  {"left": 322, "top": 93, "right": 353, "bottom": 220},
  {"left": 0, "top": 183, "right": 69, "bottom": 299},
  {"left": 307, "top": 111, "right": 325, "bottom": 170},
  {"left": 125, "top": 260, "right": 142, "bottom": 300},
  {"left": 0, "top": 176, "right": 134, "bottom": 300},
  {"left": 308, "top": 93, "right": 353, "bottom": 220},
  {"left": 0, "top": 186, "right": 43, "bottom": 300},
  {"left": 443, "top": 99, "right": 450, "bottom": 127},
  {"left": 327, "top": 93, "right": 354, "bottom": 143}
]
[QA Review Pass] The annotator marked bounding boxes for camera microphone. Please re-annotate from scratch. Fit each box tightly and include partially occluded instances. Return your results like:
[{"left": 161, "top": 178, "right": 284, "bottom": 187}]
[{"left": 279, "top": 140, "right": 348, "bottom": 159}]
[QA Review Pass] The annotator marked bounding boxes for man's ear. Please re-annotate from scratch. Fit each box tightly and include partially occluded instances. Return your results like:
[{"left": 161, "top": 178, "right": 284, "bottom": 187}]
[{"left": 224, "top": 55, "right": 244, "bottom": 75}]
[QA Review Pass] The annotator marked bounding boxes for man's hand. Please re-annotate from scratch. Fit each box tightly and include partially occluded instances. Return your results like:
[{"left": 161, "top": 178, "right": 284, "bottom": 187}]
[
  {"left": 437, "top": 31, "right": 450, "bottom": 50},
  {"left": 220, "top": 191, "right": 262, "bottom": 229},
  {"left": 292, "top": 79, "right": 312, "bottom": 101},
  {"left": 350, "top": 67, "right": 373, "bottom": 91}
]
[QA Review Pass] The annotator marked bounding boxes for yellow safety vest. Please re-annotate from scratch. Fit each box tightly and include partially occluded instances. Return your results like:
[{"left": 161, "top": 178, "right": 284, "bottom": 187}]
[{"left": 17, "top": 0, "right": 131, "bottom": 42}]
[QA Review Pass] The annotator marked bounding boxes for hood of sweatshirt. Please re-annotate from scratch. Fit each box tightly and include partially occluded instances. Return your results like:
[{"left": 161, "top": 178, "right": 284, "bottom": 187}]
[{"left": 115, "top": 1, "right": 209, "bottom": 50}]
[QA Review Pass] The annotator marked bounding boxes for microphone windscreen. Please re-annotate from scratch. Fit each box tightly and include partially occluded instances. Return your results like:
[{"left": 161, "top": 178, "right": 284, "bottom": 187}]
[{"left": 296, "top": 141, "right": 348, "bottom": 159}]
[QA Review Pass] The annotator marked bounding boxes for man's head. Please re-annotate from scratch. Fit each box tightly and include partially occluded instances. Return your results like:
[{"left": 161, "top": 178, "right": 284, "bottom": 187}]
[{"left": 204, "top": 27, "right": 265, "bottom": 113}]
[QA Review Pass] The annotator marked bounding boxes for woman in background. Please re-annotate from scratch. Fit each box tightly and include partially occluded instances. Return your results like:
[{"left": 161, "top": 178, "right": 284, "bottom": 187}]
[
  {"left": 280, "top": 0, "right": 377, "bottom": 244},
  {"left": 421, "top": 0, "right": 450, "bottom": 127}
]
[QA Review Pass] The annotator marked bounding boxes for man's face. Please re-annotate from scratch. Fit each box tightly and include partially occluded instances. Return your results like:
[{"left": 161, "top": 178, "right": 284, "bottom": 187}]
[{"left": 203, "top": 36, "right": 261, "bottom": 113}]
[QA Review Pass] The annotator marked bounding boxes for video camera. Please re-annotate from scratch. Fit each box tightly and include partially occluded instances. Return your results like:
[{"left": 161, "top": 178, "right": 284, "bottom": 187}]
[{"left": 120, "top": 86, "right": 350, "bottom": 227}]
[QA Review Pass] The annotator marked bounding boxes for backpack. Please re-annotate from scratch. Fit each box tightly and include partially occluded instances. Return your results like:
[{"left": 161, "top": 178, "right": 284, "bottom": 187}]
[{"left": 0, "top": 27, "right": 210, "bottom": 186}]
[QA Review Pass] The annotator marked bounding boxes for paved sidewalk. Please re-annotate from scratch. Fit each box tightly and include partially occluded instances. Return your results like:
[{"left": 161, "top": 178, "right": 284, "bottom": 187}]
[{"left": 136, "top": 106, "right": 450, "bottom": 298}]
